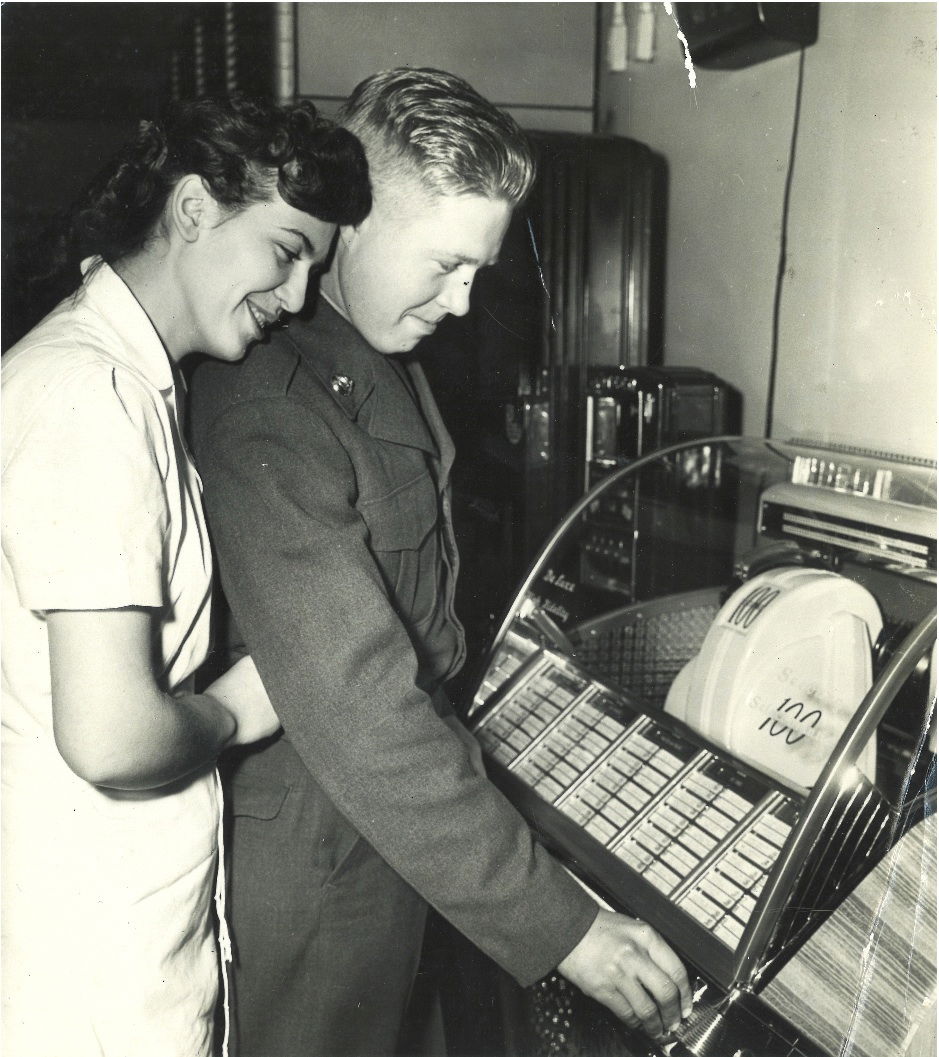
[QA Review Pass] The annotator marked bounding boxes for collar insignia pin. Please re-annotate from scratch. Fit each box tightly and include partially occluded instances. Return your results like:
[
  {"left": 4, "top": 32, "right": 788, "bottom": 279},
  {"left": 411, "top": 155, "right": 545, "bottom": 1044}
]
[{"left": 331, "top": 374, "right": 354, "bottom": 397}]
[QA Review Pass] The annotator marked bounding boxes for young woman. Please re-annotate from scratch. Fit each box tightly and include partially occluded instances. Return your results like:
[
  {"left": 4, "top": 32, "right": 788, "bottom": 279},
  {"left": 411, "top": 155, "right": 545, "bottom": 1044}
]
[{"left": 1, "top": 95, "right": 370, "bottom": 1056}]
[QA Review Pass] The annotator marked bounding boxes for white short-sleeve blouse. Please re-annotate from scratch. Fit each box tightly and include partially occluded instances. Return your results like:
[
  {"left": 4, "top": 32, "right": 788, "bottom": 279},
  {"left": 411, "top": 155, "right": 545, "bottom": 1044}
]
[{"left": 1, "top": 260, "right": 219, "bottom": 1056}]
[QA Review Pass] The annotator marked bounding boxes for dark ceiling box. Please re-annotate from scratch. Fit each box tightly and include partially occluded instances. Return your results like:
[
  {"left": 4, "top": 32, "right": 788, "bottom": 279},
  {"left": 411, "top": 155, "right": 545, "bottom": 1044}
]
[{"left": 674, "top": 3, "right": 820, "bottom": 69}]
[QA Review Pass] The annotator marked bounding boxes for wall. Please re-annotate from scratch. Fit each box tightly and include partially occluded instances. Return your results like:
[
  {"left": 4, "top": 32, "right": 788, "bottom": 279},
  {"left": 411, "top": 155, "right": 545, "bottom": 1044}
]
[
  {"left": 597, "top": 2, "right": 936, "bottom": 460},
  {"left": 1, "top": 4, "right": 192, "bottom": 347},
  {"left": 296, "top": 2, "right": 596, "bottom": 132}
]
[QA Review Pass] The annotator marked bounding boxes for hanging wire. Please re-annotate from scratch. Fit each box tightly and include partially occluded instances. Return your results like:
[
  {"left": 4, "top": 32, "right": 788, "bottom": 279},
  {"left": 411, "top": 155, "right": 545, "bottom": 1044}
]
[{"left": 764, "top": 46, "right": 807, "bottom": 438}]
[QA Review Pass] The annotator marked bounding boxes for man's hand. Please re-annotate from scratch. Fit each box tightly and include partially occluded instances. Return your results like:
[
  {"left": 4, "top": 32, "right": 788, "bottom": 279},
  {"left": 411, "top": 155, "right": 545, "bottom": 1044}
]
[
  {"left": 207, "top": 655, "right": 282, "bottom": 747},
  {"left": 557, "top": 910, "right": 692, "bottom": 1037}
]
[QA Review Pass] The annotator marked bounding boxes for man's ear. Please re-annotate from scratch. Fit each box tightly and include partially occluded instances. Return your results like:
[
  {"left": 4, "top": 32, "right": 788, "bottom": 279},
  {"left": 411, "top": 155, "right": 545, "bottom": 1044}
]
[{"left": 168, "top": 174, "right": 221, "bottom": 243}]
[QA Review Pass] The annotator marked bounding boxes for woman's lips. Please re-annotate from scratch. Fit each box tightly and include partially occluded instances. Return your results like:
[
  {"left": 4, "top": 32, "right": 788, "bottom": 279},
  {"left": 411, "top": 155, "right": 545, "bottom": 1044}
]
[{"left": 247, "top": 301, "right": 278, "bottom": 334}]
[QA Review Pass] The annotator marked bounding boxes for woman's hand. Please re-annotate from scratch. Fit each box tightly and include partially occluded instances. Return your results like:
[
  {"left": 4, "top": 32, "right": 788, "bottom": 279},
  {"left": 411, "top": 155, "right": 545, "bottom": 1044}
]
[
  {"left": 205, "top": 655, "right": 282, "bottom": 747},
  {"left": 47, "top": 608, "right": 277, "bottom": 790},
  {"left": 557, "top": 910, "right": 692, "bottom": 1037}
]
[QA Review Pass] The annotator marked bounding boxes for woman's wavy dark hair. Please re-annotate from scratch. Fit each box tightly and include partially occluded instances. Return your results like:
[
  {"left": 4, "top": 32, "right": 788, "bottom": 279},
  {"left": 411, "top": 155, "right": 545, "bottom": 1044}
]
[{"left": 45, "top": 95, "right": 371, "bottom": 284}]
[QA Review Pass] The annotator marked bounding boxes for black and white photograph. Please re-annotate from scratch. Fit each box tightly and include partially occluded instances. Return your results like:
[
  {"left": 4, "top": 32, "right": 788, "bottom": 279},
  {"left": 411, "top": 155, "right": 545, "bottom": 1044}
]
[{"left": 2, "top": 4, "right": 936, "bottom": 1057}]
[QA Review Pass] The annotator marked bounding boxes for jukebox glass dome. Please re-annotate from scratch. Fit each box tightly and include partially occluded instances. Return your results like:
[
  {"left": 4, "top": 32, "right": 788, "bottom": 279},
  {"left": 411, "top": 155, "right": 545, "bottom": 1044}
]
[{"left": 467, "top": 437, "right": 935, "bottom": 1057}]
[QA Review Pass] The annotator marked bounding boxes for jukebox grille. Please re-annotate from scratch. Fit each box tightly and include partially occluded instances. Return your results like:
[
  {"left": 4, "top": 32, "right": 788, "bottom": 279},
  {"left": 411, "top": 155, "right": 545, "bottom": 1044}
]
[
  {"left": 756, "top": 780, "right": 892, "bottom": 980},
  {"left": 571, "top": 596, "right": 719, "bottom": 708}
]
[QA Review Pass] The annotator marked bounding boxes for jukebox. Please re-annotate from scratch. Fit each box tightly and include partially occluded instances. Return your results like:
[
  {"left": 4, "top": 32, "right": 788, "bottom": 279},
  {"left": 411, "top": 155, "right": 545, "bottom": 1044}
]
[{"left": 467, "top": 437, "right": 936, "bottom": 1057}]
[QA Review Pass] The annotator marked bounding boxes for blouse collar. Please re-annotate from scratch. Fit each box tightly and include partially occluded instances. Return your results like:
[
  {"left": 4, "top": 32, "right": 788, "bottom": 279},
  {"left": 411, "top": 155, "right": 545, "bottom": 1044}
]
[{"left": 80, "top": 257, "right": 175, "bottom": 393}]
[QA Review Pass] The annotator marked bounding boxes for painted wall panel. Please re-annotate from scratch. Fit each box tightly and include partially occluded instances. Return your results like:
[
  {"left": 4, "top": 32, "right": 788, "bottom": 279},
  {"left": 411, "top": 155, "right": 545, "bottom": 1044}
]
[
  {"left": 296, "top": 2, "right": 596, "bottom": 132},
  {"left": 597, "top": 2, "right": 935, "bottom": 460}
]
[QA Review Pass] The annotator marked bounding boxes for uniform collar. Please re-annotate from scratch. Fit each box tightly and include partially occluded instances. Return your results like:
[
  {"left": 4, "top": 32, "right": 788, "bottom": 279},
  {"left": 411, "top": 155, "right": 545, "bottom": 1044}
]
[
  {"left": 79, "top": 257, "right": 175, "bottom": 393},
  {"left": 291, "top": 297, "right": 376, "bottom": 419},
  {"left": 290, "top": 298, "right": 440, "bottom": 457}
]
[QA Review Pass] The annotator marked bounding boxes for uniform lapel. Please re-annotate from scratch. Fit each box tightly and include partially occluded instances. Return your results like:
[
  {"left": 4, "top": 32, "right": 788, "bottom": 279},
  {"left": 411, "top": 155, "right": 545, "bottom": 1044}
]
[
  {"left": 405, "top": 360, "right": 456, "bottom": 489},
  {"left": 366, "top": 355, "right": 438, "bottom": 457}
]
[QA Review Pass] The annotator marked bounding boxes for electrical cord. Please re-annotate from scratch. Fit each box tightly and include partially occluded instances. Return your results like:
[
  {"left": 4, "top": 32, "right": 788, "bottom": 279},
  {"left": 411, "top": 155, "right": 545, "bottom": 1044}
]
[{"left": 764, "top": 46, "right": 807, "bottom": 438}]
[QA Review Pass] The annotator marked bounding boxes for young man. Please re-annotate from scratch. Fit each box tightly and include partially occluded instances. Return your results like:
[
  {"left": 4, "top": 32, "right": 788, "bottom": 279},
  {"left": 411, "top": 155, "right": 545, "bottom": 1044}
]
[{"left": 190, "top": 68, "right": 691, "bottom": 1057}]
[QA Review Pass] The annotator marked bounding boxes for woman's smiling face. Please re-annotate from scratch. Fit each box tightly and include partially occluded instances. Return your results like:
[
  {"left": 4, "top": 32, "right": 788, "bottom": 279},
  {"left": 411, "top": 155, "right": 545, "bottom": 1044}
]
[{"left": 179, "top": 189, "right": 338, "bottom": 361}]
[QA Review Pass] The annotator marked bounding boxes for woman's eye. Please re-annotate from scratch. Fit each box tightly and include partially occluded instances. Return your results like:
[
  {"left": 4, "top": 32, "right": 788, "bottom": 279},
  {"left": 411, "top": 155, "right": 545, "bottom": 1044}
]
[
  {"left": 276, "top": 245, "right": 300, "bottom": 265},
  {"left": 437, "top": 261, "right": 459, "bottom": 275}
]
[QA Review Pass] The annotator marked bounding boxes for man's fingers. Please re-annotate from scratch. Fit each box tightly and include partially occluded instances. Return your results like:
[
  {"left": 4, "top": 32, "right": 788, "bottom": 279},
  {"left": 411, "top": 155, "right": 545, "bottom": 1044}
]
[
  {"left": 644, "top": 929, "right": 693, "bottom": 1017},
  {"left": 593, "top": 986, "right": 641, "bottom": 1030},
  {"left": 619, "top": 958, "right": 682, "bottom": 1034},
  {"left": 556, "top": 910, "right": 692, "bottom": 1035},
  {"left": 614, "top": 976, "right": 668, "bottom": 1037}
]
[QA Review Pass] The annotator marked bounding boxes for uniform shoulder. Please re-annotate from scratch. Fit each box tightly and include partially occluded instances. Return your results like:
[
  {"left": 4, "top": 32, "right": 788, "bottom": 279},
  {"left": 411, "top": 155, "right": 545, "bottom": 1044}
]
[
  {"left": 190, "top": 331, "right": 306, "bottom": 413},
  {"left": 188, "top": 329, "right": 342, "bottom": 447}
]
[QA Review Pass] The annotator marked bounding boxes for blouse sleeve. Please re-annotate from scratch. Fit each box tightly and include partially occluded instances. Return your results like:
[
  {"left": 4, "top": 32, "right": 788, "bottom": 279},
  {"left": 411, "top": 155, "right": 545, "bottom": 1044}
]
[{"left": 3, "top": 361, "right": 169, "bottom": 613}]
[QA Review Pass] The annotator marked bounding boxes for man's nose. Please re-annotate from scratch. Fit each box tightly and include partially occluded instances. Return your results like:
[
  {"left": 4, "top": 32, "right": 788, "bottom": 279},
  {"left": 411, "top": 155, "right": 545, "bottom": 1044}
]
[
  {"left": 437, "top": 273, "right": 473, "bottom": 318},
  {"left": 278, "top": 265, "right": 310, "bottom": 315}
]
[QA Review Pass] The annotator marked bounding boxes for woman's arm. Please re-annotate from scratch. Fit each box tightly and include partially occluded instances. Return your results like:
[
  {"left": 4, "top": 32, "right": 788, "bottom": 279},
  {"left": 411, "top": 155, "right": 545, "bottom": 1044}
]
[{"left": 47, "top": 607, "right": 280, "bottom": 790}]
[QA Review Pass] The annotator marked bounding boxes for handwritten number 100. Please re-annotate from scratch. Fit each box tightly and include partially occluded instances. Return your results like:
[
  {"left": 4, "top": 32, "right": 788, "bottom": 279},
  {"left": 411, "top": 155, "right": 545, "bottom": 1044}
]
[{"left": 758, "top": 698, "right": 822, "bottom": 745}]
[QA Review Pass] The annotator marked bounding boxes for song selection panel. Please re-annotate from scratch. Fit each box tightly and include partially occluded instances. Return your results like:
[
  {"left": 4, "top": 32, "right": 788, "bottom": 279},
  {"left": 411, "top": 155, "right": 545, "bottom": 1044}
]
[
  {"left": 475, "top": 661, "right": 588, "bottom": 767},
  {"left": 676, "top": 797, "right": 797, "bottom": 947},
  {"left": 475, "top": 656, "right": 799, "bottom": 949}
]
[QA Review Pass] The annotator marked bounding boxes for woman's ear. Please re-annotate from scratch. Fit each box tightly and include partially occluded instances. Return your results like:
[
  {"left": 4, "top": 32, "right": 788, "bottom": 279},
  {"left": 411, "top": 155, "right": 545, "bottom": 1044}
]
[
  {"left": 337, "top": 221, "right": 359, "bottom": 247},
  {"left": 168, "top": 174, "right": 221, "bottom": 243},
  {"left": 335, "top": 213, "right": 370, "bottom": 255}
]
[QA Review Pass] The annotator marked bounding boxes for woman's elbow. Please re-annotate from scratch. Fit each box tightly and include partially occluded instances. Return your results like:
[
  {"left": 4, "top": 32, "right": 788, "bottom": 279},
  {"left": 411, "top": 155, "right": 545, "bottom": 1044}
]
[{"left": 52, "top": 726, "right": 135, "bottom": 788}]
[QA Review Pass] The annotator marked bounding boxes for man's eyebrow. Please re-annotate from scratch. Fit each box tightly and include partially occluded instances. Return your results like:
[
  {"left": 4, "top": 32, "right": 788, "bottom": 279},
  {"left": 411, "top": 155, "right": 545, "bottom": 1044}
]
[{"left": 443, "top": 252, "right": 501, "bottom": 268}]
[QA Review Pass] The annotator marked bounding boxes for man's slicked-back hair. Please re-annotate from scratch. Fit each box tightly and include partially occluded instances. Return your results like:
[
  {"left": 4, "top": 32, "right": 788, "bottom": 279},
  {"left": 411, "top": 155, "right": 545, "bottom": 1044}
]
[{"left": 337, "top": 67, "right": 536, "bottom": 207}]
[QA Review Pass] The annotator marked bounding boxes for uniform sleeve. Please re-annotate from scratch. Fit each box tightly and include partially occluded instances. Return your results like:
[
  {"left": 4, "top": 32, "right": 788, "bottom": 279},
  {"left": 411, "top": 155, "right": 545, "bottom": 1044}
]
[
  {"left": 194, "top": 392, "right": 598, "bottom": 986},
  {"left": 3, "top": 364, "right": 167, "bottom": 613}
]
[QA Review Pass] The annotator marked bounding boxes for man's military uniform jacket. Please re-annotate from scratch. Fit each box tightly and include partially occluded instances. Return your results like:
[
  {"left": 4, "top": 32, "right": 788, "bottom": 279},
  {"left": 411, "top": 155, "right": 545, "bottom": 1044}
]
[{"left": 189, "top": 299, "right": 597, "bottom": 985}]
